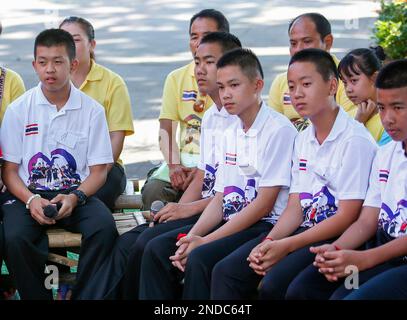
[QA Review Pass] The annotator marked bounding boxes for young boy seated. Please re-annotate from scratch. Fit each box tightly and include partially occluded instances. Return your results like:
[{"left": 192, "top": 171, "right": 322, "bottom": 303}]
[
  {"left": 75, "top": 31, "right": 242, "bottom": 300},
  {"left": 286, "top": 59, "right": 407, "bottom": 300},
  {"left": 0, "top": 29, "right": 117, "bottom": 300},
  {"left": 139, "top": 48, "right": 297, "bottom": 300},
  {"left": 211, "top": 49, "right": 377, "bottom": 300}
]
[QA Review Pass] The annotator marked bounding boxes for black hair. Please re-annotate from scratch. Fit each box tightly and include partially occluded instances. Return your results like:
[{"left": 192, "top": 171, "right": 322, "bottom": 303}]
[
  {"left": 217, "top": 48, "right": 264, "bottom": 80},
  {"left": 375, "top": 59, "right": 407, "bottom": 89},
  {"left": 338, "top": 46, "right": 386, "bottom": 80},
  {"left": 190, "top": 9, "right": 229, "bottom": 34},
  {"left": 59, "top": 16, "right": 95, "bottom": 60},
  {"left": 288, "top": 13, "right": 331, "bottom": 39},
  {"left": 289, "top": 48, "right": 338, "bottom": 81},
  {"left": 34, "top": 28, "right": 76, "bottom": 62},
  {"left": 199, "top": 32, "right": 242, "bottom": 53}
]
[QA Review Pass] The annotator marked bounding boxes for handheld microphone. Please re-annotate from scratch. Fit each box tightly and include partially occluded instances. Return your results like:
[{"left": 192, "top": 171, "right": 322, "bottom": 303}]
[
  {"left": 43, "top": 203, "right": 62, "bottom": 219},
  {"left": 150, "top": 200, "right": 166, "bottom": 225}
]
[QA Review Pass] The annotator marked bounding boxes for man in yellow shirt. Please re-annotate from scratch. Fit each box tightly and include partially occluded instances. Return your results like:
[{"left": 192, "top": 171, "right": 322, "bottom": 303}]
[
  {"left": 141, "top": 9, "right": 230, "bottom": 210},
  {"left": 268, "top": 13, "right": 356, "bottom": 131}
]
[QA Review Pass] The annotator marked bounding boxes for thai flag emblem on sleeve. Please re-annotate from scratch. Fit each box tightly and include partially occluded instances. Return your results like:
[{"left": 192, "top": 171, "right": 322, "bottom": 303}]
[
  {"left": 379, "top": 169, "right": 389, "bottom": 183},
  {"left": 283, "top": 93, "right": 291, "bottom": 105},
  {"left": 182, "top": 90, "right": 197, "bottom": 102},
  {"left": 25, "top": 124, "right": 39, "bottom": 136},
  {"left": 299, "top": 159, "right": 307, "bottom": 171},
  {"left": 225, "top": 153, "right": 237, "bottom": 165}
]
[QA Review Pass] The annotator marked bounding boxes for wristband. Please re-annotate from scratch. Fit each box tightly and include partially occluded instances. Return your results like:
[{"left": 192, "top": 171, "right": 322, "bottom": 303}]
[
  {"left": 176, "top": 233, "right": 188, "bottom": 241},
  {"left": 26, "top": 194, "right": 41, "bottom": 209},
  {"left": 262, "top": 236, "right": 274, "bottom": 243}
]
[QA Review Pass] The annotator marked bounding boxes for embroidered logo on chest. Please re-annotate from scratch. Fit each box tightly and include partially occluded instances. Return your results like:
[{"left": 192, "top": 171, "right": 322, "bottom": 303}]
[
  {"left": 379, "top": 169, "right": 389, "bottom": 183},
  {"left": 225, "top": 153, "right": 237, "bottom": 165},
  {"left": 25, "top": 123, "right": 39, "bottom": 136},
  {"left": 299, "top": 158, "right": 307, "bottom": 171}
]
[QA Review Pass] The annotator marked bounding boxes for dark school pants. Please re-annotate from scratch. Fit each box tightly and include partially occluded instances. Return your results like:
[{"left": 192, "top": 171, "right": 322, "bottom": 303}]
[
  {"left": 139, "top": 220, "right": 272, "bottom": 300},
  {"left": 76, "top": 214, "right": 200, "bottom": 300},
  {"left": 344, "top": 264, "right": 407, "bottom": 300},
  {"left": 95, "top": 162, "right": 126, "bottom": 210},
  {"left": 2, "top": 191, "right": 118, "bottom": 300},
  {"left": 212, "top": 227, "right": 329, "bottom": 300},
  {"left": 286, "top": 229, "right": 407, "bottom": 300}
]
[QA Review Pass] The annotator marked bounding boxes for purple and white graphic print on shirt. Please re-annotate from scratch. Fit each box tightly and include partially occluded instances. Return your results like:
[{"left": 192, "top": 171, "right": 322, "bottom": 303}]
[
  {"left": 27, "top": 148, "right": 81, "bottom": 191},
  {"left": 300, "top": 186, "right": 337, "bottom": 227},
  {"left": 222, "top": 179, "right": 257, "bottom": 220},
  {"left": 201, "top": 163, "right": 218, "bottom": 199},
  {"left": 379, "top": 199, "right": 407, "bottom": 237}
]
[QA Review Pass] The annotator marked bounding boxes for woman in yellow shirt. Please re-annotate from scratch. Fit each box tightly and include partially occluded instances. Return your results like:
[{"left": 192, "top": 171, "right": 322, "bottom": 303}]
[{"left": 60, "top": 17, "right": 134, "bottom": 210}]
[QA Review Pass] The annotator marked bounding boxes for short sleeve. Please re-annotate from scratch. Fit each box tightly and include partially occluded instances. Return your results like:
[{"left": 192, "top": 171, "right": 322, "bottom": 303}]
[
  {"left": 336, "top": 136, "right": 377, "bottom": 200},
  {"left": 159, "top": 72, "right": 180, "bottom": 121},
  {"left": 268, "top": 74, "right": 284, "bottom": 114},
  {"left": 259, "top": 125, "right": 296, "bottom": 188},
  {"left": 213, "top": 162, "right": 225, "bottom": 193},
  {"left": 289, "top": 136, "right": 301, "bottom": 194},
  {"left": 1, "top": 107, "right": 23, "bottom": 164},
  {"left": 363, "top": 153, "right": 381, "bottom": 208},
  {"left": 105, "top": 76, "right": 134, "bottom": 136},
  {"left": 87, "top": 106, "right": 114, "bottom": 166}
]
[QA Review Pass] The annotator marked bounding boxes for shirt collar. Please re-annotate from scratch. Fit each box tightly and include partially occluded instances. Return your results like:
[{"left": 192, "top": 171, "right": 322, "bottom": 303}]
[
  {"left": 396, "top": 141, "right": 407, "bottom": 157},
  {"left": 35, "top": 82, "right": 82, "bottom": 110},
  {"left": 238, "top": 101, "right": 268, "bottom": 137},
  {"left": 308, "top": 107, "right": 348, "bottom": 144},
  {"left": 80, "top": 59, "right": 103, "bottom": 87}
]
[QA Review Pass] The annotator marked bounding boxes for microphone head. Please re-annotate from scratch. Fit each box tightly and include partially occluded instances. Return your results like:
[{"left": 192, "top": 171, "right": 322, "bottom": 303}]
[
  {"left": 43, "top": 203, "right": 62, "bottom": 219},
  {"left": 150, "top": 200, "right": 165, "bottom": 214},
  {"left": 43, "top": 205, "right": 58, "bottom": 218}
]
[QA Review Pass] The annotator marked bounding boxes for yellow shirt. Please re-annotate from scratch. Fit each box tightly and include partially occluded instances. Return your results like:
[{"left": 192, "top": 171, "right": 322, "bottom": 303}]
[
  {"left": 348, "top": 108, "right": 385, "bottom": 143},
  {"left": 153, "top": 61, "right": 213, "bottom": 182},
  {"left": 268, "top": 54, "right": 356, "bottom": 124},
  {"left": 0, "top": 67, "right": 25, "bottom": 124},
  {"left": 79, "top": 60, "right": 134, "bottom": 166}
]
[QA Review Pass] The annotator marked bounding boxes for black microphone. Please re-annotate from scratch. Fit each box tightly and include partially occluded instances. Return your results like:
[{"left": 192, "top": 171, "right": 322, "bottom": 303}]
[
  {"left": 150, "top": 200, "right": 166, "bottom": 225},
  {"left": 43, "top": 203, "right": 62, "bottom": 219}
]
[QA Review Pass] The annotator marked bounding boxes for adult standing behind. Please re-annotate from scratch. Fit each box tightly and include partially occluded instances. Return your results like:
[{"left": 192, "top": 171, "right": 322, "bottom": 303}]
[
  {"left": 60, "top": 17, "right": 134, "bottom": 210},
  {"left": 141, "top": 9, "right": 229, "bottom": 210},
  {"left": 268, "top": 13, "right": 356, "bottom": 131}
]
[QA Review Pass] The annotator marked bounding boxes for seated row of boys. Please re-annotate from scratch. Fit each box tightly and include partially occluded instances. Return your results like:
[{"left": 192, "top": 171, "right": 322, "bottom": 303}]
[
  {"left": 140, "top": 10, "right": 390, "bottom": 212},
  {"left": 0, "top": 8, "right": 405, "bottom": 300}
]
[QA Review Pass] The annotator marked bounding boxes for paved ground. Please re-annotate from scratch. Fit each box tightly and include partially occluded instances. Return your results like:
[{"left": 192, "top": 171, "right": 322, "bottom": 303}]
[{"left": 0, "top": 0, "right": 380, "bottom": 179}]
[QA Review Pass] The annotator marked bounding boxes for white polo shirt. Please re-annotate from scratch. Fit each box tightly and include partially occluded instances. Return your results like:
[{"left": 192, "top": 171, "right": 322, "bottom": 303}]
[
  {"left": 364, "top": 141, "right": 407, "bottom": 238},
  {"left": 290, "top": 108, "right": 377, "bottom": 228},
  {"left": 198, "top": 104, "right": 238, "bottom": 199},
  {"left": 0, "top": 83, "right": 113, "bottom": 191},
  {"left": 214, "top": 102, "right": 297, "bottom": 224}
]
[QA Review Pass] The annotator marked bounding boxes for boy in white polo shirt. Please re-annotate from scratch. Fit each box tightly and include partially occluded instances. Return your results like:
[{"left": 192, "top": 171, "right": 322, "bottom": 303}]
[
  {"left": 212, "top": 49, "right": 377, "bottom": 300},
  {"left": 286, "top": 59, "right": 407, "bottom": 300},
  {"left": 75, "top": 32, "right": 242, "bottom": 300},
  {"left": 0, "top": 29, "right": 117, "bottom": 300},
  {"left": 139, "top": 48, "right": 297, "bottom": 300}
]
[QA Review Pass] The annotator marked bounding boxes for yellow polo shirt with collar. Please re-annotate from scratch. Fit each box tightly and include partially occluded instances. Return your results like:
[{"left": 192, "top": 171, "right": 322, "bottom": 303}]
[
  {"left": 152, "top": 61, "right": 213, "bottom": 182},
  {"left": 268, "top": 54, "right": 356, "bottom": 122},
  {"left": 79, "top": 60, "right": 134, "bottom": 166},
  {"left": 0, "top": 67, "right": 25, "bottom": 124}
]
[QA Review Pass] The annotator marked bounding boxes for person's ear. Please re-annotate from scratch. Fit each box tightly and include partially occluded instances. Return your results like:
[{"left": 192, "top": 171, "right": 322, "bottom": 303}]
[
  {"left": 255, "top": 78, "right": 264, "bottom": 93},
  {"left": 329, "top": 76, "right": 338, "bottom": 96},
  {"left": 323, "top": 34, "right": 333, "bottom": 52},
  {"left": 70, "top": 58, "right": 79, "bottom": 73},
  {"left": 371, "top": 71, "right": 378, "bottom": 83}
]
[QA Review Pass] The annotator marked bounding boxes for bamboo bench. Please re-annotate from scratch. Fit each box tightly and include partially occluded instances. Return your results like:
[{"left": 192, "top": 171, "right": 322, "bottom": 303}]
[{"left": 47, "top": 180, "right": 147, "bottom": 268}]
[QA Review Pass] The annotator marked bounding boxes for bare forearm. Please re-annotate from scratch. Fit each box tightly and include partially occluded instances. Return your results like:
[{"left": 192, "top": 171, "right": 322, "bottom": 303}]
[
  {"left": 78, "top": 166, "right": 108, "bottom": 196},
  {"left": 110, "top": 131, "right": 125, "bottom": 164},
  {"left": 181, "top": 197, "right": 213, "bottom": 218},
  {"left": 3, "top": 165, "right": 33, "bottom": 203},
  {"left": 189, "top": 193, "right": 223, "bottom": 236},
  {"left": 179, "top": 169, "right": 204, "bottom": 203},
  {"left": 288, "top": 202, "right": 362, "bottom": 252},
  {"left": 159, "top": 120, "right": 181, "bottom": 165},
  {"left": 268, "top": 207, "right": 303, "bottom": 240},
  {"left": 366, "top": 237, "right": 407, "bottom": 268}
]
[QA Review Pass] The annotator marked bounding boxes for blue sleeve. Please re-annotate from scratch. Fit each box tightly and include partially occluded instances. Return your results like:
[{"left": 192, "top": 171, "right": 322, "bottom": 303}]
[{"left": 378, "top": 130, "right": 392, "bottom": 146}]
